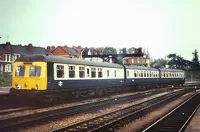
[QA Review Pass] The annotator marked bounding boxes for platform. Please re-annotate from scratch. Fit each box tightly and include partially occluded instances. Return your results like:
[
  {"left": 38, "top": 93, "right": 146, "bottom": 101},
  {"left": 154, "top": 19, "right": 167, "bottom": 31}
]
[
  {"left": 0, "top": 86, "right": 11, "bottom": 94},
  {"left": 185, "top": 105, "right": 200, "bottom": 132}
]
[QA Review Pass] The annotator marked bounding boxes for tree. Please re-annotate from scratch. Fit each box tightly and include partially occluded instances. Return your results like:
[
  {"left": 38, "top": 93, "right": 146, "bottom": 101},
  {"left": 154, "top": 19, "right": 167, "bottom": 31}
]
[
  {"left": 95, "top": 47, "right": 104, "bottom": 55},
  {"left": 191, "top": 49, "right": 200, "bottom": 70},
  {"left": 127, "top": 47, "right": 137, "bottom": 54},
  {"left": 102, "top": 46, "right": 117, "bottom": 54},
  {"left": 167, "top": 54, "right": 189, "bottom": 69},
  {"left": 151, "top": 58, "right": 167, "bottom": 68}
]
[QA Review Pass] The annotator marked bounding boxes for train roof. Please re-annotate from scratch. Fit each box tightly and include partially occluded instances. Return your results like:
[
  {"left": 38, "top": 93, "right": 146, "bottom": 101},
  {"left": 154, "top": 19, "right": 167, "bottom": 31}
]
[
  {"left": 15, "top": 55, "right": 124, "bottom": 68},
  {"left": 159, "top": 68, "right": 185, "bottom": 72},
  {"left": 125, "top": 65, "right": 158, "bottom": 71}
]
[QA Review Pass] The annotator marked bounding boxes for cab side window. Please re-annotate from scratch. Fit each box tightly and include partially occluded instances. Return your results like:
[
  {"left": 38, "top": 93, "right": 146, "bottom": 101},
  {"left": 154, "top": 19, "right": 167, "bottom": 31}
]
[
  {"left": 29, "top": 66, "right": 41, "bottom": 77},
  {"left": 15, "top": 66, "right": 25, "bottom": 76}
]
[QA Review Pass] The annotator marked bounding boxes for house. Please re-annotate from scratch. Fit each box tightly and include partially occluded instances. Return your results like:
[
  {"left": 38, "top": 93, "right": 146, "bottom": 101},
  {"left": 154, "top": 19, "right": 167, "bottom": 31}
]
[
  {"left": 124, "top": 56, "right": 150, "bottom": 67},
  {"left": 0, "top": 42, "right": 50, "bottom": 75},
  {"left": 50, "top": 45, "right": 81, "bottom": 59},
  {"left": 82, "top": 47, "right": 103, "bottom": 62}
]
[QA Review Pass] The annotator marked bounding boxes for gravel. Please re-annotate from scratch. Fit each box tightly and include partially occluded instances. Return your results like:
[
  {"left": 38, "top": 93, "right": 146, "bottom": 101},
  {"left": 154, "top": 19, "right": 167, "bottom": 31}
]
[
  {"left": 118, "top": 91, "right": 198, "bottom": 132},
  {"left": 20, "top": 91, "right": 171, "bottom": 132}
]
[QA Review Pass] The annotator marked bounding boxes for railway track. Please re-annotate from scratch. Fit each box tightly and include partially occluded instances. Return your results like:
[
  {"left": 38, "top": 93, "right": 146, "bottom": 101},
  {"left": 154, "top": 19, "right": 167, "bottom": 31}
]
[
  {"left": 52, "top": 89, "right": 191, "bottom": 132},
  {"left": 142, "top": 92, "right": 200, "bottom": 132},
  {"left": 0, "top": 89, "right": 164, "bottom": 131}
]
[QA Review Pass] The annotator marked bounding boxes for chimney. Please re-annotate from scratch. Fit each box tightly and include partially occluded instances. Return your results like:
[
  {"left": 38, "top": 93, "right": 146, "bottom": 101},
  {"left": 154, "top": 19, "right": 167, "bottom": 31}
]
[
  {"left": 47, "top": 46, "right": 51, "bottom": 52},
  {"left": 5, "top": 41, "right": 11, "bottom": 51},
  {"left": 27, "top": 43, "right": 33, "bottom": 51},
  {"left": 74, "top": 45, "right": 82, "bottom": 54},
  {"left": 52, "top": 46, "right": 56, "bottom": 51}
]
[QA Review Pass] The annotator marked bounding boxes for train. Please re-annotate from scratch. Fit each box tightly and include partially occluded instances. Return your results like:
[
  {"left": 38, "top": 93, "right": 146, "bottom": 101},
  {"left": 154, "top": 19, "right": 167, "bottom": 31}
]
[{"left": 10, "top": 55, "right": 185, "bottom": 98}]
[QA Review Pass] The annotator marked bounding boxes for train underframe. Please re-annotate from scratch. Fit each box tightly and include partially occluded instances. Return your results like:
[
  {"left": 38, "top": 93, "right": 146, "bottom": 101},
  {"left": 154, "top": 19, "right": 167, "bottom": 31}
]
[{"left": 9, "top": 80, "right": 184, "bottom": 103}]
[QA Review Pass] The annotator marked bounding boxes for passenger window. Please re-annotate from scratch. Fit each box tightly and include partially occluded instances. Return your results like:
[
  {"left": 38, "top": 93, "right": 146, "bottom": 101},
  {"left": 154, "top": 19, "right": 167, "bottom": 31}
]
[
  {"left": 107, "top": 70, "right": 109, "bottom": 77},
  {"left": 87, "top": 68, "right": 90, "bottom": 77},
  {"left": 91, "top": 68, "right": 96, "bottom": 78},
  {"left": 141, "top": 71, "right": 143, "bottom": 77},
  {"left": 79, "top": 67, "right": 85, "bottom": 78},
  {"left": 15, "top": 66, "right": 25, "bottom": 76},
  {"left": 69, "top": 66, "right": 75, "bottom": 78},
  {"left": 98, "top": 68, "right": 102, "bottom": 78},
  {"left": 57, "top": 65, "right": 64, "bottom": 78},
  {"left": 134, "top": 71, "right": 137, "bottom": 77},
  {"left": 144, "top": 71, "right": 146, "bottom": 77},
  {"left": 127, "top": 71, "right": 129, "bottom": 77},
  {"left": 29, "top": 66, "right": 41, "bottom": 77}
]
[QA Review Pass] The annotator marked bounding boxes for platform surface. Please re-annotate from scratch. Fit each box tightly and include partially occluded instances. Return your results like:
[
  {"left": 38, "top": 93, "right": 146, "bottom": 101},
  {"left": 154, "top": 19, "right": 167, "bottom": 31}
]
[
  {"left": 185, "top": 105, "right": 200, "bottom": 132},
  {"left": 0, "top": 86, "right": 11, "bottom": 94}
]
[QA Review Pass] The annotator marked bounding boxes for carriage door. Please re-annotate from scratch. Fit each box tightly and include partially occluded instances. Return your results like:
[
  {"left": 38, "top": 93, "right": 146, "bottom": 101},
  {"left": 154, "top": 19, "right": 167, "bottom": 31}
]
[{"left": 86, "top": 66, "right": 90, "bottom": 78}]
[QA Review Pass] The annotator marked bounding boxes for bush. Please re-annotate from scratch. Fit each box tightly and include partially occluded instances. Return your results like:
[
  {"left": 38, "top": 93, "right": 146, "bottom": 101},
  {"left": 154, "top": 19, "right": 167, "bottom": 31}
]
[
  {"left": 0, "top": 75, "right": 12, "bottom": 87},
  {"left": 185, "top": 71, "right": 200, "bottom": 82}
]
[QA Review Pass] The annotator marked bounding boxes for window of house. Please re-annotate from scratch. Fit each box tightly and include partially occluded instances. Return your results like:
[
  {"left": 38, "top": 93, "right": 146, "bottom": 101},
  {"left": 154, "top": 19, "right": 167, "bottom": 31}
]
[
  {"left": 15, "top": 66, "right": 25, "bottom": 76},
  {"left": 4, "top": 55, "right": 6, "bottom": 61},
  {"left": 79, "top": 66, "right": 85, "bottom": 78},
  {"left": 98, "top": 68, "right": 102, "bottom": 78},
  {"left": 29, "top": 66, "right": 41, "bottom": 77},
  {"left": 147, "top": 72, "right": 149, "bottom": 77},
  {"left": 69, "top": 65, "right": 75, "bottom": 78},
  {"left": 91, "top": 67, "right": 96, "bottom": 78},
  {"left": 8, "top": 55, "right": 11, "bottom": 62},
  {"left": 5, "top": 64, "right": 11, "bottom": 72},
  {"left": 56, "top": 65, "right": 64, "bottom": 78}
]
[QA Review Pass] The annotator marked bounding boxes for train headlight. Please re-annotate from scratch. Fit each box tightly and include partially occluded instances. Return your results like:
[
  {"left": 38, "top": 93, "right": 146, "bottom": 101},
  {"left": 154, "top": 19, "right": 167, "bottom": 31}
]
[
  {"left": 15, "top": 84, "right": 21, "bottom": 89},
  {"left": 24, "top": 83, "right": 28, "bottom": 87},
  {"left": 36, "top": 84, "right": 39, "bottom": 90}
]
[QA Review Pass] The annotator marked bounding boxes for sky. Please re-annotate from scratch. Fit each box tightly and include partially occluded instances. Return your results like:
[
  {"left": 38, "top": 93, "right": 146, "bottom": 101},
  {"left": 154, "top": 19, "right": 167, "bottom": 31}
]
[{"left": 0, "top": 0, "right": 200, "bottom": 60}]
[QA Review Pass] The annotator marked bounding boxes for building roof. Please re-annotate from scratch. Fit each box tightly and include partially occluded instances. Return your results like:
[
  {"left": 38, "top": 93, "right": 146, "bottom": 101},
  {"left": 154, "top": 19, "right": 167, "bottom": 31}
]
[
  {"left": 0, "top": 42, "right": 50, "bottom": 55},
  {"left": 54, "top": 46, "right": 80, "bottom": 56}
]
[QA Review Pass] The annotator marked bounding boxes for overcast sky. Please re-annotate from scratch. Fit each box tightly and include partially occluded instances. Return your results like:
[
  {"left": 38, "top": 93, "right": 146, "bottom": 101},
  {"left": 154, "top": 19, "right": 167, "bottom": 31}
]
[{"left": 0, "top": 0, "right": 199, "bottom": 60}]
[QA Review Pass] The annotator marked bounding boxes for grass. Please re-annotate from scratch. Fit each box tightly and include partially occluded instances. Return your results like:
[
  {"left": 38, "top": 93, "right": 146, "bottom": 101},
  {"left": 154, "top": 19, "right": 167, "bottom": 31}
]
[{"left": 0, "top": 75, "right": 12, "bottom": 87}]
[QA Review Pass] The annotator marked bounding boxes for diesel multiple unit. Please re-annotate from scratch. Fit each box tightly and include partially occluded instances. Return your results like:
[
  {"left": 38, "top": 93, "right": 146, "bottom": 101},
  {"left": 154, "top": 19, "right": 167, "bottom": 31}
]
[{"left": 11, "top": 55, "right": 185, "bottom": 97}]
